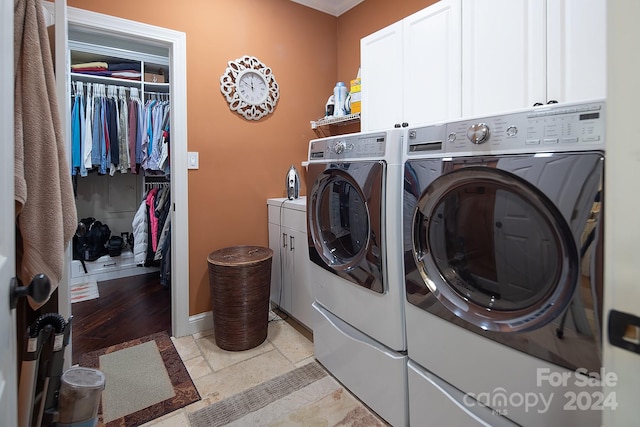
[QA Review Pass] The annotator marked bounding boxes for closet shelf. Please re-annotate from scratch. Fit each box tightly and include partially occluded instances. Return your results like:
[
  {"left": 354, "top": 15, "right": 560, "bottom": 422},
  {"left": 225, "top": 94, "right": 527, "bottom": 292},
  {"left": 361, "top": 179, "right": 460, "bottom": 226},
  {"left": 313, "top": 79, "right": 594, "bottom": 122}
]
[
  {"left": 310, "top": 112, "right": 360, "bottom": 129},
  {"left": 71, "top": 72, "right": 141, "bottom": 87}
]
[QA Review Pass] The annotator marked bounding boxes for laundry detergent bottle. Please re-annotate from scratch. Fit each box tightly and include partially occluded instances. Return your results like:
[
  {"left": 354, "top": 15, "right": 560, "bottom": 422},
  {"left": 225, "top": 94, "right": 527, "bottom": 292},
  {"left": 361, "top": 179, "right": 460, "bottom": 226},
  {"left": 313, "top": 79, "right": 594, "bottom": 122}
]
[{"left": 333, "top": 82, "right": 347, "bottom": 116}]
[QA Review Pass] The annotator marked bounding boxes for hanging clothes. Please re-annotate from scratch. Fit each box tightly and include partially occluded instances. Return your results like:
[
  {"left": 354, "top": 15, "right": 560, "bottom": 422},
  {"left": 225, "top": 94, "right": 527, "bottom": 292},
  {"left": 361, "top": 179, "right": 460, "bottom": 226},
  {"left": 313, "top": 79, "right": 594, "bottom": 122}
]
[{"left": 69, "top": 82, "right": 170, "bottom": 176}]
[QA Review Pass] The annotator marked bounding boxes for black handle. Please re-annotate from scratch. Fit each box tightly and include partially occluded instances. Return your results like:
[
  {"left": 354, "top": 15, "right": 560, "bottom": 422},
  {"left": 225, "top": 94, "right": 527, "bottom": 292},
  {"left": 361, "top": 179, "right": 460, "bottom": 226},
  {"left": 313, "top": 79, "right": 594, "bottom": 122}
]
[
  {"left": 608, "top": 309, "right": 640, "bottom": 355},
  {"left": 9, "top": 274, "right": 51, "bottom": 309}
]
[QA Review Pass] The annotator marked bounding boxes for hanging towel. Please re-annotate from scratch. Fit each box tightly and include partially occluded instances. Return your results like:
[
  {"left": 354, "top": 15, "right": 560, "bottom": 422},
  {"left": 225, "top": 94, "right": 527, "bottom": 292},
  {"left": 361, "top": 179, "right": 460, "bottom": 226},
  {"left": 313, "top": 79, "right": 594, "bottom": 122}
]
[{"left": 14, "top": 0, "right": 77, "bottom": 309}]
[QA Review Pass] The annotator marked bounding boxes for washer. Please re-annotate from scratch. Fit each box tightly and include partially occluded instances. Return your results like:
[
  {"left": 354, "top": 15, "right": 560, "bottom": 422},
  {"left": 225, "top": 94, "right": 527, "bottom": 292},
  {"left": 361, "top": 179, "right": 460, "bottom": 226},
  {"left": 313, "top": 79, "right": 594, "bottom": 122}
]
[
  {"left": 307, "top": 129, "right": 407, "bottom": 427},
  {"left": 402, "top": 100, "right": 605, "bottom": 426}
]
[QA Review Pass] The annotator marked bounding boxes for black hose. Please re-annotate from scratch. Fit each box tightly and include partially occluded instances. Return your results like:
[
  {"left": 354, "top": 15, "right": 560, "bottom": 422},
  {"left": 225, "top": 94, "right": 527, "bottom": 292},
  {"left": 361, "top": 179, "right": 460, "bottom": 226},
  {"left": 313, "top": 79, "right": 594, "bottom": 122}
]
[{"left": 29, "top": 313, "right": 66, "bottom": 338}]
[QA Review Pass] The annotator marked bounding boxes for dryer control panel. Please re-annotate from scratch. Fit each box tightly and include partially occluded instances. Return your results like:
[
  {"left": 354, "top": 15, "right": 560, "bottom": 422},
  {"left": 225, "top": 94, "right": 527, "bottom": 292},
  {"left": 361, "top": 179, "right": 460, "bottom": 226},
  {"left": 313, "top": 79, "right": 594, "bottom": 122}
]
[
  {"left": 309, "top": 132, "right": 387, "bottom": 160},
  {"left": 406, "top": 99, "right": 605, "bottom": 157},
  {"left": 445, "top": 100, "right": 605, "bottom": 154}
]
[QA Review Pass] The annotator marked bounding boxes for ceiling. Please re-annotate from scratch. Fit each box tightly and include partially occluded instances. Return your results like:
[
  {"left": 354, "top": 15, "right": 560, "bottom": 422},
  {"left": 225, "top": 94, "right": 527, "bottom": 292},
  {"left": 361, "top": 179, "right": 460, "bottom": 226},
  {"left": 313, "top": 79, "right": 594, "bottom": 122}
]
[{"left": 289, "top": 0, "right": 365, "bottom": 16}]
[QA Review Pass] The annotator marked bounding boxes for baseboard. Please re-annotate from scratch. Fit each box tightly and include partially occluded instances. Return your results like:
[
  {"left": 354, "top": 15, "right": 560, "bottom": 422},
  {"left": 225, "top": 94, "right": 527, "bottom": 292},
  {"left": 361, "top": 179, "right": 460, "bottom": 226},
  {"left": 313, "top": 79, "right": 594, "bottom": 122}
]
[{"left": 186, "top": 311, "right": 214, "bottom": 336}]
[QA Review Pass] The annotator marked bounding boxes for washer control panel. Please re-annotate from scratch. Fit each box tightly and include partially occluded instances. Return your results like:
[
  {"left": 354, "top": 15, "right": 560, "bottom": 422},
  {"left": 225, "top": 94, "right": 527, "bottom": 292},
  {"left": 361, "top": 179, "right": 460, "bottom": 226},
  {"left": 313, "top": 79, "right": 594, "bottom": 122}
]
[
  {"left": 444, "top": 100, "right": 605, "bottom": 154},
  {"left": 309, "top": 132, "right": 388, "bottom": 160}
]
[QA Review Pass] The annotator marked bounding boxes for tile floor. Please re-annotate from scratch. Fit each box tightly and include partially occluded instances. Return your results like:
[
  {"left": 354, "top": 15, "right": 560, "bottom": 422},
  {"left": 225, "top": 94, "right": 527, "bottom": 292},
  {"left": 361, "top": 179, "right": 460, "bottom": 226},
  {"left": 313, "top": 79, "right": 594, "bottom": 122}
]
[{"left": 141, "top": 313, "right": 386, "bottom": 426}]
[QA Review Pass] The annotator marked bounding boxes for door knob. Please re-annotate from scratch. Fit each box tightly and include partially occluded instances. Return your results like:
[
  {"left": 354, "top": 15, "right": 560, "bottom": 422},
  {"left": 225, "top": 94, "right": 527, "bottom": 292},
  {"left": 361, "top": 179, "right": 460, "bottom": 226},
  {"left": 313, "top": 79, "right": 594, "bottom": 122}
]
[{"left": 9, "top": 273, "right": 51, "bottom": 309}]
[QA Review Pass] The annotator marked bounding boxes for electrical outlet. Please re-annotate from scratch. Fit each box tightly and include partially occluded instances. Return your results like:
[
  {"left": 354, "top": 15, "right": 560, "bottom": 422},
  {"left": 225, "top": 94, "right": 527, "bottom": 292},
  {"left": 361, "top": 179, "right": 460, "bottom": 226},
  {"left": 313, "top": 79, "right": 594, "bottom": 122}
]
[{"left": 188, "top": 151, "right": 199, "bottom": 169}]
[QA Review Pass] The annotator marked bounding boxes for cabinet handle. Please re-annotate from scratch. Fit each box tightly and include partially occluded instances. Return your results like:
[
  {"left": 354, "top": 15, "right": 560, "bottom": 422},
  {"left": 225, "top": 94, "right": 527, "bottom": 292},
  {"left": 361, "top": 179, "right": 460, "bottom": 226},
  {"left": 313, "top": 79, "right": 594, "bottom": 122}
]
[
  {"left": 282, "top": 232, "right": 287, "bottom": 248},
  {"left": 103, "top": 262, "right": 117, "bottom": 267},
  {"left": 290, "top": 235, "right": 294, "bottom": 251}
]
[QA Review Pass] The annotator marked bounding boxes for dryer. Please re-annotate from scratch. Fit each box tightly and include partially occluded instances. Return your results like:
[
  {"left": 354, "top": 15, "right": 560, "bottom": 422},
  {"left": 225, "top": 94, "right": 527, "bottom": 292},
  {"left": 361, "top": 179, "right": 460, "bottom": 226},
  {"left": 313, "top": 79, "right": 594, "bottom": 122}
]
[
  {"left": 307, "top": 129, "right": 407, "bottom": 427},
  {"left": 402, "top": 100, "right": 606, "bottom": 426}
]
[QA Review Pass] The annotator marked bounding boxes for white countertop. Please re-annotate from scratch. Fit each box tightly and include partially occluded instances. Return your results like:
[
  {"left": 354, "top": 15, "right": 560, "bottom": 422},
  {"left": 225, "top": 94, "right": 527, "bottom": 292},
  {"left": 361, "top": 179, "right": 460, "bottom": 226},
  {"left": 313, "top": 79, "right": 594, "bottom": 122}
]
[{"left": 267, "top": 196, "right": 307, "bottom": 211}]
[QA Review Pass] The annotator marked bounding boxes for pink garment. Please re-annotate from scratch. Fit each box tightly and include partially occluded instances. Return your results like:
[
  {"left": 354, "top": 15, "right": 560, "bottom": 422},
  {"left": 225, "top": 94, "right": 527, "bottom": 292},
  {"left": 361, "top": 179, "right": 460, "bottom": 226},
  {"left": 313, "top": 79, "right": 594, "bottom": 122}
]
[{"left": 146, "top": 188, "right": 159, "bottom": 253}]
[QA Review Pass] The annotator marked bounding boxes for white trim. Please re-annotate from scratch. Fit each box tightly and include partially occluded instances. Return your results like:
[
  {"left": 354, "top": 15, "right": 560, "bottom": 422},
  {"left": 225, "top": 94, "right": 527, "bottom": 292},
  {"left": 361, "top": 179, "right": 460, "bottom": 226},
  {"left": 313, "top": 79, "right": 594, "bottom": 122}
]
[
  {"left": 44, "top": 2, "right": 190, "bottom": 338},
  {"left": 1, "top": 0, "right": 17, "bottom": 424},
  {"left": 187, "top": 311, "right": 214, "bottom": 336},
  {"left": 289, "top": 0, "right": 363, "bottom": 16}
]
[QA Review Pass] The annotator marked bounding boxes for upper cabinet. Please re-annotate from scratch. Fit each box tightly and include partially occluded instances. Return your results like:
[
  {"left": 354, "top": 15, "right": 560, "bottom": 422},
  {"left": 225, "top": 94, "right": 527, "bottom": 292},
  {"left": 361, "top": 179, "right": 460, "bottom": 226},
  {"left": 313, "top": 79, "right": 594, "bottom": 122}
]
[
  {"left": 360, "top": 0, "right": 606, "bottom": 129},
  {"left": 361, "top": 0, "right": 462, "bottom": 132},
  {"left": 461, "top": 0, "right": 545, "bottom": 116},
  {"left": 361, "top": 20, "right": 404, "bottom": 132},
  {"left": 462, "top": 0, "right": 606, "bottom": 117},
  {"left": 545, "top": 0, "right": 606, "bottom": 106}
]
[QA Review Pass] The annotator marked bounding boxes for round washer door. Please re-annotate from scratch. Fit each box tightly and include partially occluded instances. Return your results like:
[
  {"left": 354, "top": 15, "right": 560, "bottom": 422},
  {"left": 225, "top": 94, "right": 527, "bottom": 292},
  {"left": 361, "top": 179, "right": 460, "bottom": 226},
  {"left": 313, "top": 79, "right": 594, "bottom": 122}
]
[
  {"left": 308, "top": 161, "right": 384, "bottom": 293},
  {"left": 412, "top": 166, "right": 578, "bottom": 332}
]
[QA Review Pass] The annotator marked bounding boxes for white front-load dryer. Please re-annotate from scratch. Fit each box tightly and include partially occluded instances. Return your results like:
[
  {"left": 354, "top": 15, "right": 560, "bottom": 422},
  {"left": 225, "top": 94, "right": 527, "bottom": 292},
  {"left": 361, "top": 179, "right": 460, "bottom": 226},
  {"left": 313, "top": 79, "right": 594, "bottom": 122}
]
[
  {"left": 307, "top": 129, "right": 407, "bottom": 426},
  {"left": 402, "top": 100, "right": 606, "bottom": 426}
]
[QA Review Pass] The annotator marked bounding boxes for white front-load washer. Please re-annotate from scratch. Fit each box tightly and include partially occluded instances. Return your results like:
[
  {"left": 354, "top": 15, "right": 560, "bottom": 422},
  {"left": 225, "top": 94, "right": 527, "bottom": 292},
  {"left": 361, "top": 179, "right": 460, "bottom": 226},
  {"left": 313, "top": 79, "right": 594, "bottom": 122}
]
[
  {"left": 307, "top": 129, "right": 407, "bottom": 427},
  {"left": 402, "top": 100, "right": 606, "bottom": 426}
]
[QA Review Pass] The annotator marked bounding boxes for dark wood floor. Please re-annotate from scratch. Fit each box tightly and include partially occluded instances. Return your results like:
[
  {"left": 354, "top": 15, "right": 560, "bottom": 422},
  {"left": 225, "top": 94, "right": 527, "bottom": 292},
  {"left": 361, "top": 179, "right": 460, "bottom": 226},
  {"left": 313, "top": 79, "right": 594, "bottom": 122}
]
[{"left": 71, "top": 272, "right": 171, "bottom": 365}]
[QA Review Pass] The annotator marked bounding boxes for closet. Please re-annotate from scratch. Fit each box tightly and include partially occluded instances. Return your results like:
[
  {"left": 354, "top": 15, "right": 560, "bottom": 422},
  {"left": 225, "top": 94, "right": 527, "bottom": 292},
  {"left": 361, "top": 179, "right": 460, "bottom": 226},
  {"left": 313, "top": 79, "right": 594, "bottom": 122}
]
[
  {"left": 44, "top": 1, "right": 191, "bottom": 337},
  {"left": 68, "top": 28, "right": 172, "bottom": 287}
]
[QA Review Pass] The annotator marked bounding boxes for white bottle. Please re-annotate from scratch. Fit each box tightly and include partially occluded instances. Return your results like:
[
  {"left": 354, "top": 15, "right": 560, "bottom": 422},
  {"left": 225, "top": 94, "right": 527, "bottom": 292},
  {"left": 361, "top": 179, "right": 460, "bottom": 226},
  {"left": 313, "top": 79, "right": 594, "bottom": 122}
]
[{"left": 333, "top": 82, "right": 347, "bottom": 116}]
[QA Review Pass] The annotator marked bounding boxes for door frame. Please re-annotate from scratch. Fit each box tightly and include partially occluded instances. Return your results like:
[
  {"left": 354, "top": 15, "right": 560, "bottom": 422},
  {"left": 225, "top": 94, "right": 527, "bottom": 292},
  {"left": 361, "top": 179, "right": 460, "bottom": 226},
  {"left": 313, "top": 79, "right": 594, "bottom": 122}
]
[
  {"left": 0, "top": 0, "right": 16, "bottom": 424},
  {"left": 45, "top": 2, "right": 191, "bottom": 340}
]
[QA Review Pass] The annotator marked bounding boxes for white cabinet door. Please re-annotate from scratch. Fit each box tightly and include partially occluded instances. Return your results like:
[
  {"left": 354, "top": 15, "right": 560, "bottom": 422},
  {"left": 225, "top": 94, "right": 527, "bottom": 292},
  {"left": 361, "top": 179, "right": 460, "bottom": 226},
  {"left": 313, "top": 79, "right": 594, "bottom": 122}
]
[
  {"left": 546, "top": 0, "right": 606, "bottom": 103},
  {"left": 462, "top": 0, "right": 546, "bottom": 117},
  {"left": 267, "top": 199, "right": 312, "bottom": 330},
  {"left": 268, "top": 221, "right": 291, "bottom": 312},
  {"left": 361, "top": 0, "right": 462, "bottom": 132},
  {"left": 288, "top": 227, "right": 313, "bottom": 330},
  {"left": 361, "top": 21, "right": 404, "bottom": 132},
  {"left": 403, "top": 0, "right": 461, "bottom": 127}
]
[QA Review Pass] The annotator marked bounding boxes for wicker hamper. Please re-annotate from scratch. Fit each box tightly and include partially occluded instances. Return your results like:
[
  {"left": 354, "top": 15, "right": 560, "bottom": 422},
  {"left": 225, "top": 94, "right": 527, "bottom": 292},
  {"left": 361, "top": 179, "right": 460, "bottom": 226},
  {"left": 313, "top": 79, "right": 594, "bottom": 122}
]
[{"left": 207, "top": 246, "right": 273, "bottom": 351}]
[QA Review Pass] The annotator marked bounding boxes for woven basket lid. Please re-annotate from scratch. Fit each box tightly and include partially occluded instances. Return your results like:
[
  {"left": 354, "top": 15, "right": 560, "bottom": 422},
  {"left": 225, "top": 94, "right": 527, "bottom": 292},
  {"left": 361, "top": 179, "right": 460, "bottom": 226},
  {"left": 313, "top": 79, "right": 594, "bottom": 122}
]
[{"left": 207, "top": 245, "right": 273, "bottom": 266}]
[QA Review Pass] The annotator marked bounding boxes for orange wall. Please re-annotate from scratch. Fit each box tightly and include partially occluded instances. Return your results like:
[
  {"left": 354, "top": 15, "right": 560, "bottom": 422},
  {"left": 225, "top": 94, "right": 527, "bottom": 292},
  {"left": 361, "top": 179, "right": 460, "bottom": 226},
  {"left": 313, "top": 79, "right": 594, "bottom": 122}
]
[{"left": 67, "top": 0, "right": 435, "bottom": 316}]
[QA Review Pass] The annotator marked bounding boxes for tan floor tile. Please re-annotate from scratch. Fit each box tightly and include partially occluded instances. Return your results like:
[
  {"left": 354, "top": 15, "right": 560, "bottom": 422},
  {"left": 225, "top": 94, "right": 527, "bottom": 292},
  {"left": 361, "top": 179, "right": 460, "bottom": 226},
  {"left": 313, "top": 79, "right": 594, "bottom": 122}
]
[
  {"left": 192, "top": 328, "right": 214, "bottom": 340},
  {"left": 268, "top": 320, "right": 314, "bottom": 364},
  {"left": 171, "top": 335, "right": 201, "bottom": 361},
  {"left": 183, "top": 355, "right": 212, "bottom": 379},
  {"left": 140, "top": 409, "right": 189, "bottom": 426},
  {"left": 294, "top": 356, "right": 317, "bottom": 368},
  {"left": 192, "top": 348, "right": 296, "bottom": 401},
  {"left": 197, "top": 333, "right": 275, "bottom": 371},
  {"left": 183, "top": 395, "right": 222, "bottom": 413}
]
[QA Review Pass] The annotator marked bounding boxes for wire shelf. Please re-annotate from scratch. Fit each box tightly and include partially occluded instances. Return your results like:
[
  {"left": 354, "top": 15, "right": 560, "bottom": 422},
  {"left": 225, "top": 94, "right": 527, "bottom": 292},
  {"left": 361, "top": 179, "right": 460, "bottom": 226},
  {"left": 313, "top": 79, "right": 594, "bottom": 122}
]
[{"left": 310, "top": 112, "right": 361, "bottom": 129}]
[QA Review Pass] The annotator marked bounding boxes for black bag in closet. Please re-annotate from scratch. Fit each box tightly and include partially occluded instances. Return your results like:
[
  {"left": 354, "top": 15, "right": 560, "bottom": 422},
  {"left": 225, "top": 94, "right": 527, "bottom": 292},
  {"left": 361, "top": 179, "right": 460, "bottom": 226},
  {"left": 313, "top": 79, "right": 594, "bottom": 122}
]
[{"left": 73, "top": 217, "right": 111, "bottom": 264}]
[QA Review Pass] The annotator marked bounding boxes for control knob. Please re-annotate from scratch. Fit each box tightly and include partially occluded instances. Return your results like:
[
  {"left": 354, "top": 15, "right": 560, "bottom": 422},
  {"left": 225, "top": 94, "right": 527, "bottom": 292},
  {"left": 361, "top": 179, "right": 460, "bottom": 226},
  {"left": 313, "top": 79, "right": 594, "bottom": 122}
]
[
  {"left": 467, "top": 123, "right": 490, "bottom": 144},
  {"left": 334, "top": 140, "right": 346, "bottom": 154}
]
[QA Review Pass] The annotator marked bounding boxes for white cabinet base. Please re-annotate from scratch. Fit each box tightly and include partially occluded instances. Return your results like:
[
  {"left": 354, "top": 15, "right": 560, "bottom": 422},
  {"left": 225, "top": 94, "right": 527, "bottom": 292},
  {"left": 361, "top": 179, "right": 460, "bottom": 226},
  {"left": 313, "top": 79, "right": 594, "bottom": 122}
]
[{"left": 267, "top": 197, "right": 313, "bottom": 331}]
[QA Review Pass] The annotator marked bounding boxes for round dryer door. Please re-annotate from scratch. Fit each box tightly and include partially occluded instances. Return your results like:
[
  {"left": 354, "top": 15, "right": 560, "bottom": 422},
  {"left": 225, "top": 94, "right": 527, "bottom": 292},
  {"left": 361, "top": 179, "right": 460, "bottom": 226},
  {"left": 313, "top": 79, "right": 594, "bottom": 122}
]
[
  {"left": 308, "top": 161, "right": 385, "bottom": 293},
  {"left": 412, "top": 166, "right": 579, "bottom": 332}
]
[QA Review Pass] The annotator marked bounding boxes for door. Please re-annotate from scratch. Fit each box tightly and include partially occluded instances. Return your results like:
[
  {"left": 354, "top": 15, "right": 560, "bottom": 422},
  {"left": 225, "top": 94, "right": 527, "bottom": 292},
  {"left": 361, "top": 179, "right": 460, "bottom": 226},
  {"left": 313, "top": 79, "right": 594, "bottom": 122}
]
[
  {"left": 0, "top": 0, "right": 17, "bottom": 424},
  {"left": 604, "top": 2, "right": 640, "bottom": 425},
  {"left": 307, "top": 161, "right": 385, "bottom": 293},
  {"left": 288, "top": 226, "right": 313, "bottom": 330},
  {"left": 546, "top": 0, "right": 606, "bottom": 104},
  {"left": 360, "top": 20, "right": 403, "bottom": 131},
  {"left": 462, "top": 0, "right": 546, "bottom": 116},
  {"left": 44, "top": 2, "right": 191, "bottom": 338},
  {"left": 403, "top": 0, "right": 461, "bottom": 127},
  {"left": 412, "top": 165, "right": 579, "bottom": 332}
]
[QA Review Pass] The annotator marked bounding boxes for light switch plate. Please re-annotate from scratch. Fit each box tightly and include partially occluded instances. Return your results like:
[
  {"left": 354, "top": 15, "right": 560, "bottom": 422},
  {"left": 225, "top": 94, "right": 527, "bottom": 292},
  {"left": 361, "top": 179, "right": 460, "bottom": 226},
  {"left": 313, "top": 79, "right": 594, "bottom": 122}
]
[{"left": 188, "top": 151, "right": 199, "bottom": 169}]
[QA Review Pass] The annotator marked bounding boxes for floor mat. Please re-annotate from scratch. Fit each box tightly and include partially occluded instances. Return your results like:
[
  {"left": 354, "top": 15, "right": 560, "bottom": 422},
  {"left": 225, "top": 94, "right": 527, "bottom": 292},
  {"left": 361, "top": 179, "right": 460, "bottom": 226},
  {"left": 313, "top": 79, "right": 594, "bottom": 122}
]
[{"left": 70, "top": 281, "right": 99, "bottom": 303}]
